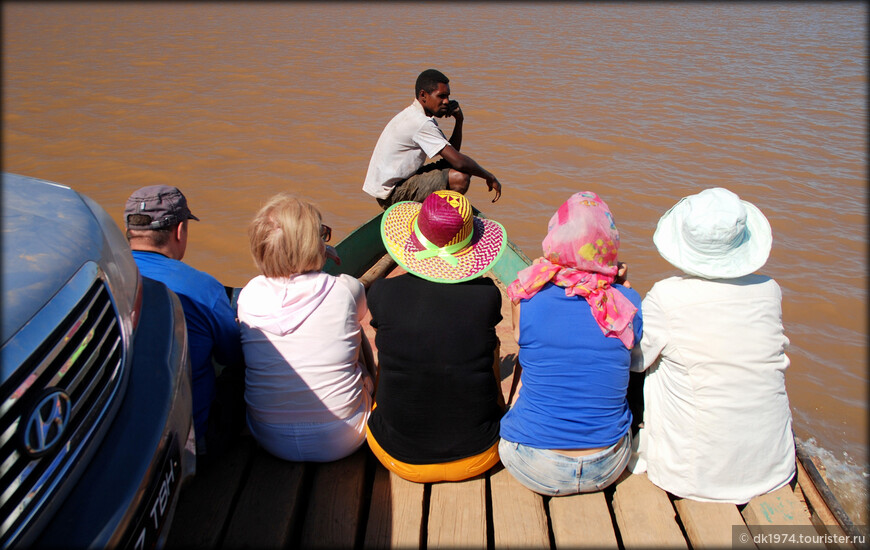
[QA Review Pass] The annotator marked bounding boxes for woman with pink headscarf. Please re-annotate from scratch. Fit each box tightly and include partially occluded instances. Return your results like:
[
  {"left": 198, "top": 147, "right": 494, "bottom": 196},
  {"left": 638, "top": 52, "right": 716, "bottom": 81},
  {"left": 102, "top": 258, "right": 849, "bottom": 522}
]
[{"left": 498, "top": 191, "right": 643, "bottom": 495}]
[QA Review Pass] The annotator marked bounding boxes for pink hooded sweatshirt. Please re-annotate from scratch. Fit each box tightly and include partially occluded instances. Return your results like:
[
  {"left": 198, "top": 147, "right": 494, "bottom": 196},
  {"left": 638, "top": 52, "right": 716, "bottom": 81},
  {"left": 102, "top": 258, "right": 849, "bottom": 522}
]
[{"left": 237, "top": 272, "right": 369, "bottom": 425}]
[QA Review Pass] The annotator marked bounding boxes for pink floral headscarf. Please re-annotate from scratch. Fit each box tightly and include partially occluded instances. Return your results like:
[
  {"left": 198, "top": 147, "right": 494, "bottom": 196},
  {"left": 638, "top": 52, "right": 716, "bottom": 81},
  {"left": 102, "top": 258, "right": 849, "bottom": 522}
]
[{"left": 506, "top": 191, "right": 637, "bottom": 348}]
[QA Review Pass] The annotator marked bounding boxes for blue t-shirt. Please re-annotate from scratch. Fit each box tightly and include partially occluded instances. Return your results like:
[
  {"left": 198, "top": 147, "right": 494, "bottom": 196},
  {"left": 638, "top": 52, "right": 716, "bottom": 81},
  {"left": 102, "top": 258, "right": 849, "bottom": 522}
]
[
  {"left": 500, "top": 282, "right": 643, "bottom": 449},
  {"left": 132, "top": 251, "right": 242, "bottom": 439}
]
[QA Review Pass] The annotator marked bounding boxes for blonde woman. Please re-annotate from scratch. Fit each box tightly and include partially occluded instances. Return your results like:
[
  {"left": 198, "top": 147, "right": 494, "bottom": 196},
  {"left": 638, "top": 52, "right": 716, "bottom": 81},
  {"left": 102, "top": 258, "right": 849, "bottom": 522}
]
[{"left": 237, "top": 193, "right": 373, "bottom": 462}]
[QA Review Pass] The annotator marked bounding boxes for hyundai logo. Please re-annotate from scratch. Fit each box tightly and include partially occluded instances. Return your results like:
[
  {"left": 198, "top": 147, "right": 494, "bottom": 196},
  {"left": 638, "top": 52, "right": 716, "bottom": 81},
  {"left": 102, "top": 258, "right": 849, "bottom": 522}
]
[{"left": 19, "top": 389, "right": 72, "bottom": 458}]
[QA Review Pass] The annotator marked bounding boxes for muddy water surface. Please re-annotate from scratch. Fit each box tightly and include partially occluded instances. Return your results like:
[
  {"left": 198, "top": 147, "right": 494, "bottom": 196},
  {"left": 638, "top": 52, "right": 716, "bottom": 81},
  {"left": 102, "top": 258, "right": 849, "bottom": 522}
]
[{"left": 3, "top": 2, "right": 866, "bottom": 521}]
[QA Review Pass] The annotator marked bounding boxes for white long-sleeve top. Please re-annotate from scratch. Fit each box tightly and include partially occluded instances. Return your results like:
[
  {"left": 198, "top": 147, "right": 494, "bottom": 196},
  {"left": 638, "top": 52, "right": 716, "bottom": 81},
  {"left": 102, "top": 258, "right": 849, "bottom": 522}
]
[
  {"left": 238, "top": 272, "right": 369, "bottom": 425},
  {"left": 632, "top": 274, "right": 795, "bottom": 504}
]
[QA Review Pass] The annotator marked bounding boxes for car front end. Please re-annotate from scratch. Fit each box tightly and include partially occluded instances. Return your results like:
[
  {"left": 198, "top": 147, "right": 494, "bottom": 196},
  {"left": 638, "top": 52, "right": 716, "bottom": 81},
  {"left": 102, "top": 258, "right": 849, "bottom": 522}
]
[{"left": 1, "top": 173, "right": 194, "bottom": 549}]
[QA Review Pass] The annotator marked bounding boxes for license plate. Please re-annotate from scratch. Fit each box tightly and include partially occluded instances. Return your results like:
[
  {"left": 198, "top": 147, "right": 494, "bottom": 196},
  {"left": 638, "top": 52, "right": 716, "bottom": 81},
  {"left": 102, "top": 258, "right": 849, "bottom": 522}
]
[{"left": 123, "top": 436, "right": 181, "bottom": 550}]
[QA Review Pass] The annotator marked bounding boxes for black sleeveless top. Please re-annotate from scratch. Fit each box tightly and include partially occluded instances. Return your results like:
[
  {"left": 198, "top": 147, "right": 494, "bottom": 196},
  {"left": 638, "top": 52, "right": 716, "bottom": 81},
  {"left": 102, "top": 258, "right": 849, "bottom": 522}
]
[{"left": 366, "top": 274, "right": 503, "bottom": 464}]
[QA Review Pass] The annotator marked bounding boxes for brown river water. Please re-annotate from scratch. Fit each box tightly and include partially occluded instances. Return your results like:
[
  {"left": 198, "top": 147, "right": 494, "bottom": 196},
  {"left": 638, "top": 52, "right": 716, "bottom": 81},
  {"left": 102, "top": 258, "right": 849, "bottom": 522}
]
[{"left": 3, "top": 2, "right": 866, "bottom": 522}]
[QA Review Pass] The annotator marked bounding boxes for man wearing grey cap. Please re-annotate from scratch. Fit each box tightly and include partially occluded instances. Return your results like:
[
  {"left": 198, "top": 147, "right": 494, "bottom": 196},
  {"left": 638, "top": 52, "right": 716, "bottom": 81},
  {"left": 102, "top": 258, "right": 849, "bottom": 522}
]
[{"left": 125, "top": 185, "right": 244, "bottom": 460}]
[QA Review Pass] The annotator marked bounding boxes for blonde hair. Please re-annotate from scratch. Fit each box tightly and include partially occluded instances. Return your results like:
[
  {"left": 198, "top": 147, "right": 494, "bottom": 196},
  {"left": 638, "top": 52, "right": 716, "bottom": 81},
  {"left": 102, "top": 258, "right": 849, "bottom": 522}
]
[{"left": 248, "top": 193, "right": 325, "bottom": 278}]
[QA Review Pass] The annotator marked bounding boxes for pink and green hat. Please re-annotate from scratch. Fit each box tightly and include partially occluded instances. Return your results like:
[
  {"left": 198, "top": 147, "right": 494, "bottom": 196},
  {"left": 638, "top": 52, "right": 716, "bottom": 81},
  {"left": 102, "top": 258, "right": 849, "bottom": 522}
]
[{"left": 380, "top": 190, "right": 507, "bottom": 283}]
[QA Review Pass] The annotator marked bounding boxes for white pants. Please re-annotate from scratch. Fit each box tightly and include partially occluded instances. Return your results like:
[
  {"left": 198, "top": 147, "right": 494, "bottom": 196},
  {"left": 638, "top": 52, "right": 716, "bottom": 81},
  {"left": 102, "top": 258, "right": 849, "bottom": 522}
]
[{"left": 247, "top": 389, "right": 372, "bottom": 462}]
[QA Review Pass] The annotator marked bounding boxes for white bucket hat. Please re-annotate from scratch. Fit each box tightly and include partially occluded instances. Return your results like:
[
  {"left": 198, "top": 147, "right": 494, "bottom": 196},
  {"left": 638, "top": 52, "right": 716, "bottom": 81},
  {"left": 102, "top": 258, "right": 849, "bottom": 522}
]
[{"left": 653, "top": 187, "right": 772, "bottom": 279}]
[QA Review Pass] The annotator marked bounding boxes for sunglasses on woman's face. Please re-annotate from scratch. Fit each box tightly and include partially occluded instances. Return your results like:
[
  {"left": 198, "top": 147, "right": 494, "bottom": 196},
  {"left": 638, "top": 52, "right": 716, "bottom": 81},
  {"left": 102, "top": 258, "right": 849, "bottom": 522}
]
[{"left": 320, "top": 224, "right": 332, "bottom": 243}]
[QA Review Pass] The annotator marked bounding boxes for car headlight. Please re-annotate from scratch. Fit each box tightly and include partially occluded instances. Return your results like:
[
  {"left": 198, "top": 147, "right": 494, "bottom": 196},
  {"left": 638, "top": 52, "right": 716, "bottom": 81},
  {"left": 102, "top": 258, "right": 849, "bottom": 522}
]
[{"left": 79, "top": 193, "right": 142, "bottom": 345}]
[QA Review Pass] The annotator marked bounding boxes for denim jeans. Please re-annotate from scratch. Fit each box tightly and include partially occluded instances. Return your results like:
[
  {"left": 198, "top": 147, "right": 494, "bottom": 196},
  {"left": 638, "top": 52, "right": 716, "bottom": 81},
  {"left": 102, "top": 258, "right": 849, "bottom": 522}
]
[{"left": 498, "top": 432, "right": 631, "bottom": 496}]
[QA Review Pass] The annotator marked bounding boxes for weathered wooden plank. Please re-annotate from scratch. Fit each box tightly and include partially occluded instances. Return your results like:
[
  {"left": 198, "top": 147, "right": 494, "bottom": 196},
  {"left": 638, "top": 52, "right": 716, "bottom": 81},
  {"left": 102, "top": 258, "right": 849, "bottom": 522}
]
[
  {"left": 300, "top": 448, "right": 368, "bottom": 549},
  {"left": 221, "top": 447, "right": 308, "bottom": 548},
  {"left": 428, "top": 476, "right": 487, "bottom": 549},
  {"left": 741, "top": 483, "right": 826, "bottom": 549},
  {"left": 166, "top": 436, "right": 255, "bottom": 548},
  {"left": 741, "top": 483, "right": 814, "bottom": 527},
  {"left": 549, "top": 490, "right": 619, "bottom": 549},
  {"left": 485, "top": 271, "right": 520, "bottom": 405},
  {"left": 673, "top": 498, "right": 755, "bottom": 549},
  {"left": 489, "top": 467, "right": 549, "bottom": 549},
  {"left": 794, "top": 466, "right": 829, "bottom": 522},
  {"left": 611, "top": 473, "right": 687, "bottom": 549},
  {"left": 364, "top": 465, "right": 425, "bottom": 549},
  {"left": 796, "top": 460, "right": 856, "bottom": 548}
]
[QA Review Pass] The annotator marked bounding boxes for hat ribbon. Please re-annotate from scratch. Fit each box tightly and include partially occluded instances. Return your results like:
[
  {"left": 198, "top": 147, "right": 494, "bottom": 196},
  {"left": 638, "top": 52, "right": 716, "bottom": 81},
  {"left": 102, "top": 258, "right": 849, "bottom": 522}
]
[{"left": 413, "top": 221, "right": 473, "bottom": 266}]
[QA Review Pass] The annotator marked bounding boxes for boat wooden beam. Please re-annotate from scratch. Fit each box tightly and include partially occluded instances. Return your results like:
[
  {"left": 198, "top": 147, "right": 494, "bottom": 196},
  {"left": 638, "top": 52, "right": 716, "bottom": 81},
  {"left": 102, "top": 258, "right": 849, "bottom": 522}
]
[{"left": 358, "top": 253, "right": 397, "bottom": 289}]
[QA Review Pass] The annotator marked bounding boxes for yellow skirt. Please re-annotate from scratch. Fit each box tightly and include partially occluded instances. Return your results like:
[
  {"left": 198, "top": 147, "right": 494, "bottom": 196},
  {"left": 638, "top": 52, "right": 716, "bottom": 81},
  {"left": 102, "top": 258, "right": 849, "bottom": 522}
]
[
  {"left": 366, "top": 422, "right": 499, "bottom": 483},
  {"left": 366, "top": 344, "right": 503, "bottom": 483}
]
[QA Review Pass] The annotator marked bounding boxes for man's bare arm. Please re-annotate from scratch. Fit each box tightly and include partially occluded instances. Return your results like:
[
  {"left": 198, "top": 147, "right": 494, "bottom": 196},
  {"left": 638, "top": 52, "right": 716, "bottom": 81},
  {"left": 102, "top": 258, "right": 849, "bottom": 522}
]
[
  {"left": 439, "top": 144, "right": 502, "bottom": 202},
  {"left": 446, "top": 100, "right": 463, "bottom": 151}
]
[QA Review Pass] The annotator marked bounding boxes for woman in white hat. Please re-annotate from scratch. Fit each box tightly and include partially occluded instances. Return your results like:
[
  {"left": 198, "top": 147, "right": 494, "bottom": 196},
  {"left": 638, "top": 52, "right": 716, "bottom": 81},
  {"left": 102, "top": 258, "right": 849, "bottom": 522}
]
[
  {"left": 366, "top": 189, "right": 508, "bottom": 483},
  {"left": 631, "top": 187, "right": 795, "bottom": 504}
]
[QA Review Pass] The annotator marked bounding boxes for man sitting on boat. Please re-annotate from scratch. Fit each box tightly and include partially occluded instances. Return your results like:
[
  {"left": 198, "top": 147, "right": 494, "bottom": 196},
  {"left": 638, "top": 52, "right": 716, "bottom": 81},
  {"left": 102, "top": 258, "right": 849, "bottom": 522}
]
[
  {"left": 362, "top": 68, "right": 503, "bottom": 209},
  {"left": 124, "top": 185, "right": 245, "bottom": 461}
]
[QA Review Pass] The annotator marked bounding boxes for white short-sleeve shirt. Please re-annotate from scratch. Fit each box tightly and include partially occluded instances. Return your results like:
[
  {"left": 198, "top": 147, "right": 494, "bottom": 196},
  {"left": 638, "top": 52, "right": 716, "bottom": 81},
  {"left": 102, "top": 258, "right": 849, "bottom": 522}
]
[
  {"left": 363, "top": 100, "right": 450, "bottom": 199},
  {"left": 632, "top": 274, "right": 795, "bottom": 504}
]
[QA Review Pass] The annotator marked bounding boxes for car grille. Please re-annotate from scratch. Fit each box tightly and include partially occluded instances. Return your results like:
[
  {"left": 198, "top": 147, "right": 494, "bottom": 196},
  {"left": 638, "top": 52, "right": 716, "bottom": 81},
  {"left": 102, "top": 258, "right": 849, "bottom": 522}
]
[{"left": 0, "top": 276, "right": 126, "bottom": 546}]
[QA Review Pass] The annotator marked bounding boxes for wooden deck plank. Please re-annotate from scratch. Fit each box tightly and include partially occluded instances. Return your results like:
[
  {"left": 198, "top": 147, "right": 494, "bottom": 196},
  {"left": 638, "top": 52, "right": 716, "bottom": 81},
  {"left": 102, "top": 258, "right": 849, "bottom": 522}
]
[
  {"left": 549, "top": 490, "right": 619, "bottom": 549},
  {"left": 488, "top": 271, "right": 520, "bottom": 405},
  {"left": 741, "top": 483, "right": 815, "bottom": 527},
  {"left": 741, "top": 483, "right": 826, "bottom": 549},
  {"left": 674, "top": 498, "right": 755, "bottom": 549},
  {"left": 489, "top": 466, "right": 549, "bottom": 549},
  {"left": 611, "top": 473, "right": 688, "bottom": 549},
  {"left": 166, "top": 436, "right": 255, "bottom": 548},
  {"left": 428, "top": 476, "right": 487, "bottom": 549},
  {"left": 299, "top": 448, "right": 368, "bottom": 549},
  {"left": 221, "top": 447, "right": 308, "bottom": 548},
  {"left": 364, "top": 465, "right": 425, "bottom": 549}
]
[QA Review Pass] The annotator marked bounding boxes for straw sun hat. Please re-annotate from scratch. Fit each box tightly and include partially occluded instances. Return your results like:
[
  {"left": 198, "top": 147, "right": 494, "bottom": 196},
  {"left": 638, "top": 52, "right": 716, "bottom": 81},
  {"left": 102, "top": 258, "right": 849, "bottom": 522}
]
[
  {"left": 653, "top": 187, "right": 772, "bottom": 279},
  {"left": 380, "top": 190, "right": 507, "bottom": 283}
]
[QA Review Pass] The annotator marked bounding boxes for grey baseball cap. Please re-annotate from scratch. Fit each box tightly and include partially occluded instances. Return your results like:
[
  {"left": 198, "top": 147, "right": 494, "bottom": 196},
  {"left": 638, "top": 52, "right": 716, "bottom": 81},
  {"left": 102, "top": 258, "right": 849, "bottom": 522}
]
[{"left": 124, "top": 185, "right": 200, "bottom": 229}]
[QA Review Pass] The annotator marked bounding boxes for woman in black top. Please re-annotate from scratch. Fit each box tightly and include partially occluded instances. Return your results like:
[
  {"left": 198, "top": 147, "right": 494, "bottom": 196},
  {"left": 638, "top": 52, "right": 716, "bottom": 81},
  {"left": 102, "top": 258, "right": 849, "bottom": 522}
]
[{"left": 366, "top": 189, "right": 508, "bottom": 482}]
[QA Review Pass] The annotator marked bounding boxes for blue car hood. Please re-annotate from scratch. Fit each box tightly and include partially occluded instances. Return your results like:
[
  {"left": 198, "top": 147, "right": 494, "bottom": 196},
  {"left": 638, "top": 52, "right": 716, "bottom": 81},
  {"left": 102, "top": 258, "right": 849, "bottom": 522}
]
[{"left": 2, "top": 174, "right": 104, "bottom": 345}]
